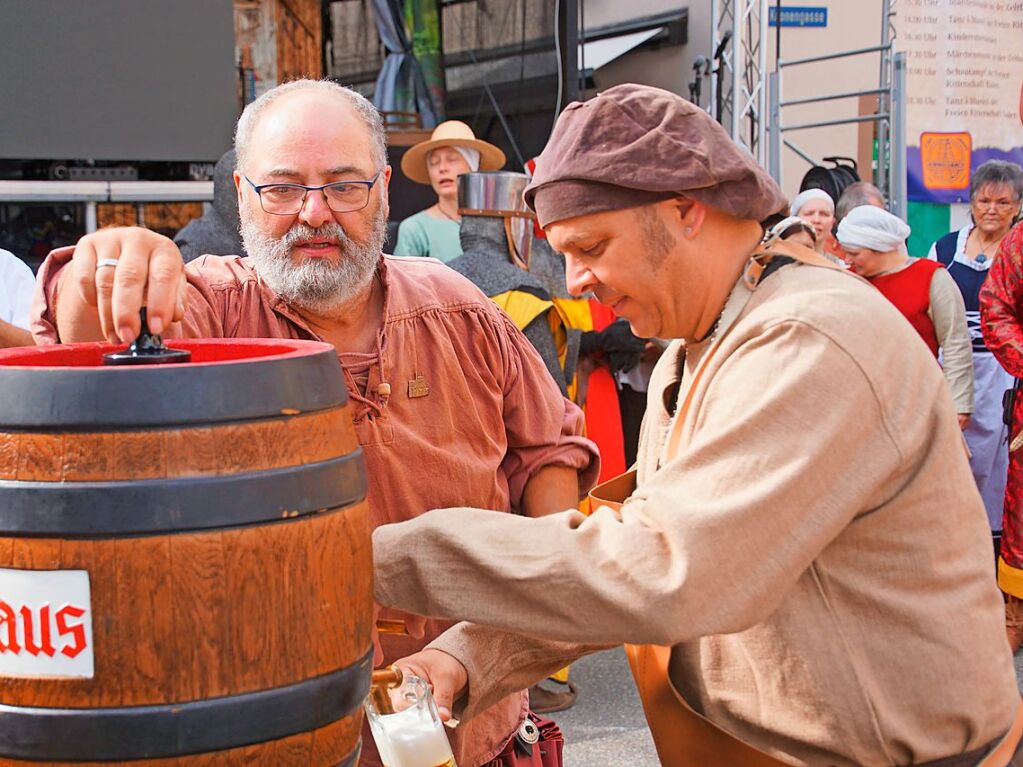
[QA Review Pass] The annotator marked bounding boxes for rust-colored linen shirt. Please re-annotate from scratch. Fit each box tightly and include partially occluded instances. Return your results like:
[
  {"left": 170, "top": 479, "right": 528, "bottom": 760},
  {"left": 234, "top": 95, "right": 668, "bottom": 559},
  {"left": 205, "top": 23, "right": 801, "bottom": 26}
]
[{"left": 33, "top": 248, "right": 599, "bottom": 766}]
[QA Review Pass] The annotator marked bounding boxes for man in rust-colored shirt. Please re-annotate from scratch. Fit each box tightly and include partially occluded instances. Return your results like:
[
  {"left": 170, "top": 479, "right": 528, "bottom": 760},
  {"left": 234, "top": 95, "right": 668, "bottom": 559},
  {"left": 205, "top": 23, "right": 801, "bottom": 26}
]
[{"left": 32, "top": 80, "right": 598, "bottom": 767}]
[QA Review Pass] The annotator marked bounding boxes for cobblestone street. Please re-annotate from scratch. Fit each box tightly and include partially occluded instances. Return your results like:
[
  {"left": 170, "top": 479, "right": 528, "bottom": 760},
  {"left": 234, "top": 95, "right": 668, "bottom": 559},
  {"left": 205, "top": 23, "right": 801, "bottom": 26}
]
[{"left": 557, "top": 648, "right": 657, "bottom": 766}]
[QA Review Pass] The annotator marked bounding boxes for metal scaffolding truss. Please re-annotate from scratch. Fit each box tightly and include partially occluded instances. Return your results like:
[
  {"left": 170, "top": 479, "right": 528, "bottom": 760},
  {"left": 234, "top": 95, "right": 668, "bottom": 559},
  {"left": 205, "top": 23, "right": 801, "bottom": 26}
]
[
  {"left": 709, "top": 0, "right": 768, "bottom": 164},
  {"left": 711, "top": 0, "right": 906, "bottom": 216},
  {"left": 764, "top": 0, "right": 906, "bottom": 217}
]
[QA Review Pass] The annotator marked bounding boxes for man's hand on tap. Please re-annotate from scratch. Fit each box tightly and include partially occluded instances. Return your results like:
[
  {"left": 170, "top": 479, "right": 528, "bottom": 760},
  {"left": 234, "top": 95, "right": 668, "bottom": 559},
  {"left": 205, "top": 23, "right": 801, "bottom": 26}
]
[{"left": 58, "top": 227, "right": 187, "bottom": 344}]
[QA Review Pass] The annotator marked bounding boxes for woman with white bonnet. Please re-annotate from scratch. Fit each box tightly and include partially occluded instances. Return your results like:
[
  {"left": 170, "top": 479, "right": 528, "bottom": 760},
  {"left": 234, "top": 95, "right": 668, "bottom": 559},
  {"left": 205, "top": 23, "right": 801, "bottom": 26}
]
[
  {"left": 790, "top": 188, "right": 838, "bottom": 261},
  {"left": 395, "top": 121, "right": 505, "bottom": 263},
  {"left": 838, "top": 205, "right": 974, "bottom": 427}
]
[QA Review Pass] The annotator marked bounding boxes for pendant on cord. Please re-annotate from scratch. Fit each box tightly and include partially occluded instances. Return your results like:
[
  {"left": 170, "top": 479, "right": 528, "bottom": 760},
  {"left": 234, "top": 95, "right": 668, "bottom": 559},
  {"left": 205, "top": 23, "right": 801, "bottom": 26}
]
[{"left": 407, "top": 372, "right": 430, "bottom": 399}]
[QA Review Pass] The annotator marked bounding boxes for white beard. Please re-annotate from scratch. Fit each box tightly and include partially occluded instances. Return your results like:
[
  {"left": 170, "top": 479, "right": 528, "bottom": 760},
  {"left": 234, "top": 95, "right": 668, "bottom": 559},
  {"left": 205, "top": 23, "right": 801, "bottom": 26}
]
[{"left": 240, "top": 203, "right": 386, "bottom": 317}]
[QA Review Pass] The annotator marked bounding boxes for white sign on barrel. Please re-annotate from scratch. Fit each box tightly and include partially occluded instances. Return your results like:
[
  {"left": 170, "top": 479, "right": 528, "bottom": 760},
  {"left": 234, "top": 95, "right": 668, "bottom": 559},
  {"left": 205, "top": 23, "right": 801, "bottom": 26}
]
[{"left": 0, "top": 567, "right": 94, "bottom": 679}]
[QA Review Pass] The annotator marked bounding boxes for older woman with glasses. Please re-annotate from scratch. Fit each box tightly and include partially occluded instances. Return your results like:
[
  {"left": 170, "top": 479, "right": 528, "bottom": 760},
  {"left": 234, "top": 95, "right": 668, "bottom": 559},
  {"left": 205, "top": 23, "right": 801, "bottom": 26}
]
[{"left": 930, "top": 161, "right": 1023, "bottom": 575}]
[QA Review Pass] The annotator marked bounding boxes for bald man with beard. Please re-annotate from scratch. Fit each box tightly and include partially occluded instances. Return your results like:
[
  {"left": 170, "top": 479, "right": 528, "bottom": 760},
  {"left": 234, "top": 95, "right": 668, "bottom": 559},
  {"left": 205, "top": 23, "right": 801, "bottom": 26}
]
[{"left": 30, "top": 79, "right": 597, "bottom": 767}]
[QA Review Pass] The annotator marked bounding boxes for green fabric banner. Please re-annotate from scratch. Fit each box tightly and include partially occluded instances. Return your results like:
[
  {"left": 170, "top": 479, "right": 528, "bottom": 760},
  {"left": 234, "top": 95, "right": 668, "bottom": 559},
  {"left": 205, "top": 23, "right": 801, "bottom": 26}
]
[
  {"left": 907, "top": 201, "right": 951, "bottom": 258},
  {"left": 405, "top": 0, "right": 445, "bottom": 123}
]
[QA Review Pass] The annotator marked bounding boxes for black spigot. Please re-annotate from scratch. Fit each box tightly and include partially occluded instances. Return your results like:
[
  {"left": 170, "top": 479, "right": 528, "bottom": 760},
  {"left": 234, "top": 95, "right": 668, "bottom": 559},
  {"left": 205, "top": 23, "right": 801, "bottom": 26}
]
[{"left": 102, "top": 308, "right": 191, "bottom": 366}]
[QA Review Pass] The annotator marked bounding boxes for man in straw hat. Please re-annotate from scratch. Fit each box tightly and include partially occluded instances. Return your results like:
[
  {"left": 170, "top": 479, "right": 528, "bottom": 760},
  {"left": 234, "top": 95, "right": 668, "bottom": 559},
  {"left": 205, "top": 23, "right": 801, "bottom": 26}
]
[
  {"left": 372, "top": 84, "right": 1023, "bottom": 766},
  {"left": 30, "top": 79, "right": 596, "bottom": 767},
  {"left": 394, "top": 120, "right": 505, "bottom": 263}
]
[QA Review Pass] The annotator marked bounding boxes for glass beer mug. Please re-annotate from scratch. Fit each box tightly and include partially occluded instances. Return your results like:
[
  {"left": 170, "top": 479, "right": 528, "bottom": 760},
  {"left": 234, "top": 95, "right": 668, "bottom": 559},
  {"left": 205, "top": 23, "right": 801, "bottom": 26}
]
[{"left": 366, "top": 667, "right": 457, "bottom": 767}]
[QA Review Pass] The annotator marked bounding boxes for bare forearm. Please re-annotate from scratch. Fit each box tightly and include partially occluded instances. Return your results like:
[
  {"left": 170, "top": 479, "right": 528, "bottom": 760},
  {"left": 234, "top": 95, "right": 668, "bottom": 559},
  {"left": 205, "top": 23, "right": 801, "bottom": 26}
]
[
  {"left": 0, "top": 319, "right": 32, "bottom": 348},
  {"left": 521, "top": 464, "right": 582, "bottom": 518}
]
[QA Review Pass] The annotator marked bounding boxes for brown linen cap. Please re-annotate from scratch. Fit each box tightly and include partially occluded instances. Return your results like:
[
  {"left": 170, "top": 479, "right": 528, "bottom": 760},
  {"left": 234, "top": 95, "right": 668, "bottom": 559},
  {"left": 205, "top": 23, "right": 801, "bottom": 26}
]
[{"left": 524, "top": 83, "right": 788, "bottom": 228}]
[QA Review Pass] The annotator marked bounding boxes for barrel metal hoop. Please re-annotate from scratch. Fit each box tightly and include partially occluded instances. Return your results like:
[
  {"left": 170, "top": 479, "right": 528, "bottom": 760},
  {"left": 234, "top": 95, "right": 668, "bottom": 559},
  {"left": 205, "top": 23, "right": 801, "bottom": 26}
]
[
  {"left": 0, "top": 348, "right": 347, "bottom": 429},
  {"left": 0, "top": 650, "right": 372, "bottom": 761},
  {"left": 0, "top": 451, "right": 367, "bottom": 537}
]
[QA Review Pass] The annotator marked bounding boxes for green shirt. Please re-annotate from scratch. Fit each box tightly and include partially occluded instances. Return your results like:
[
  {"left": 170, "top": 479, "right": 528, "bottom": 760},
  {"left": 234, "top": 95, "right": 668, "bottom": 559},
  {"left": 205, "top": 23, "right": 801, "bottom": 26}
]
[{"left": 394, "top": 210, "right": 463, "bottom": 263}]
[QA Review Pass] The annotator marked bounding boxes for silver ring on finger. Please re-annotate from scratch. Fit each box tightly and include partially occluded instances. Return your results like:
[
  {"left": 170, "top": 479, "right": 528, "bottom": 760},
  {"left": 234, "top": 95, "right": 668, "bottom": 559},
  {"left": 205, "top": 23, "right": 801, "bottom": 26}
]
[{"left": 96, "top": 258, "right": 120, "bottom": 269}]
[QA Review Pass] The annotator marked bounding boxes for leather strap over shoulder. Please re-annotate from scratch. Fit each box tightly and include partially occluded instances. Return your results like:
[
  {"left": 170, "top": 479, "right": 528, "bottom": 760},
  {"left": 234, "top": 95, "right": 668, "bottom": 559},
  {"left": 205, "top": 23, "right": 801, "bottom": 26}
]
[{"left": 744, "top": 238, "right": 845, "bottom": 290}]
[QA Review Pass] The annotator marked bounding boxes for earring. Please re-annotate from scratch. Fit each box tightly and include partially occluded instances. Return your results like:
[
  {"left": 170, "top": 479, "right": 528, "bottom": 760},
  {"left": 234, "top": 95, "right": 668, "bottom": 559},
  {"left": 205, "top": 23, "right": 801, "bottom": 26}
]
[{"left": 684, "top": 226, "right": 694, "bottom": 236}]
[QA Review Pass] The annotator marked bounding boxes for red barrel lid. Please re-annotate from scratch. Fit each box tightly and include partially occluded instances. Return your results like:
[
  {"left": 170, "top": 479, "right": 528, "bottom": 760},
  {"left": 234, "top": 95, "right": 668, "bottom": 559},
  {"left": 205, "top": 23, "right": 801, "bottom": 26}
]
[
  {"left": 0, "top": 339, "right": 347, "bottom": 429},
  {"left": 0, "top": 338, "right": 333, "bottom": 367}
]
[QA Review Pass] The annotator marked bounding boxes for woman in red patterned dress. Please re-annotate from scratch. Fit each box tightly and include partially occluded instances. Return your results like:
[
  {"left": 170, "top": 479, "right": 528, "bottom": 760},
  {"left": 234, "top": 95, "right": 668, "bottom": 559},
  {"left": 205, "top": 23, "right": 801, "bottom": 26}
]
[{"left": 980, "top": 219, "right": 1023, "bottom": 651}]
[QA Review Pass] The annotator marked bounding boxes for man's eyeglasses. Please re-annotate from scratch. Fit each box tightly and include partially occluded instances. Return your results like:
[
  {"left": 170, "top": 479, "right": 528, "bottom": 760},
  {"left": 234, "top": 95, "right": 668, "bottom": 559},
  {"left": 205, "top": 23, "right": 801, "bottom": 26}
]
[
  {"left": 973, "top": 198, "right": 1021, "bottom": 211},
  {"left": 245, "top": 171, "right": 383, "bottom": 215}
]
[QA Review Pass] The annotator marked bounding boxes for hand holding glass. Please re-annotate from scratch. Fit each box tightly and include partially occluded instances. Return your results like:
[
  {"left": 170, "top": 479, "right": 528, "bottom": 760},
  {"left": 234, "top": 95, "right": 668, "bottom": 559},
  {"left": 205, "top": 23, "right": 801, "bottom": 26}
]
[{"left": 365, "top": 669, "right": 457, "bottom": 767}]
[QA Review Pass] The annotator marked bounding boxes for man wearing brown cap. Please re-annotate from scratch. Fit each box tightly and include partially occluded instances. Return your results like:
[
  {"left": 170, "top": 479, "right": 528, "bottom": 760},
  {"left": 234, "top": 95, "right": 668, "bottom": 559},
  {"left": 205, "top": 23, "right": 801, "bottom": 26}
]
[{"left": 373, "top": 84, "right": 1023, "bottom": 766}]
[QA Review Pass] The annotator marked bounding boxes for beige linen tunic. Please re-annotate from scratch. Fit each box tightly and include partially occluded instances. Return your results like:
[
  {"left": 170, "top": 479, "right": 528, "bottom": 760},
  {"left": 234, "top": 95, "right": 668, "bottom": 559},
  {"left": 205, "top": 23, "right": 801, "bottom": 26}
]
[
  {"left": 374, "top": 260, "right": 1019, "bottom": 766},
  {"left": 32, "top": 248, "right": 599, "bottom": 767}
]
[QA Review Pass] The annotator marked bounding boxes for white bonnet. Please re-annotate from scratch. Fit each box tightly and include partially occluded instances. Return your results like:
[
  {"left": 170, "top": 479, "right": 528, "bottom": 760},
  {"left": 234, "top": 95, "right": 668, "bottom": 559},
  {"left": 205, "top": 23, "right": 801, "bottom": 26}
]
[{"left": 789, "top": 188, "right": 835, "bottom": 216}]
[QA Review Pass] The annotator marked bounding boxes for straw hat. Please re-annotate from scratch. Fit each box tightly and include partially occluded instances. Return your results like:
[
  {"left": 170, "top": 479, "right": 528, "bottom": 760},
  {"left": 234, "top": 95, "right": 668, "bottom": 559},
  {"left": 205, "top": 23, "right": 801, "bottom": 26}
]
[{"left": 400, "top": 121, "right": 506, "bottom": 185}]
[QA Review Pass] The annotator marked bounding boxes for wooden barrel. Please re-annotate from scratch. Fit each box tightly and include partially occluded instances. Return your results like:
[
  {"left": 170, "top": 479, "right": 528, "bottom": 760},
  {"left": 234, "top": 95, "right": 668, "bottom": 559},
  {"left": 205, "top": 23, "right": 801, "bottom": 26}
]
[{"left": 0, "top": 339, "right": 371, "bottom": 766}]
